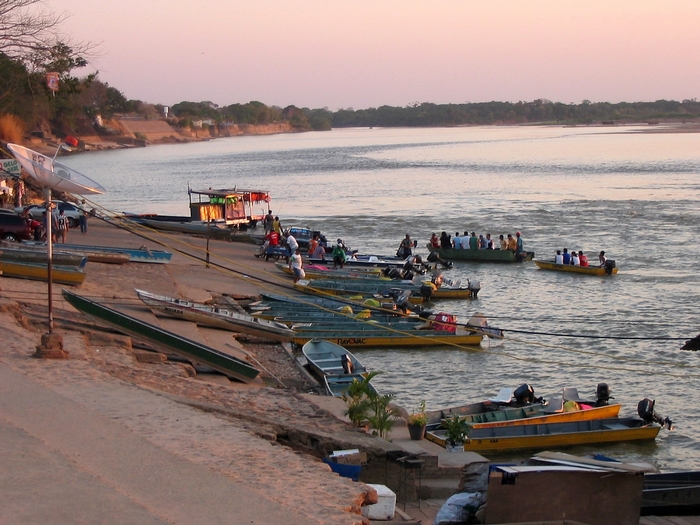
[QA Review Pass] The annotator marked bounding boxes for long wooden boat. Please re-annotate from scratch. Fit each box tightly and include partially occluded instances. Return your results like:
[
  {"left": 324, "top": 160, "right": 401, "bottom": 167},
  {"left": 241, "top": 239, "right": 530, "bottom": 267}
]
[
  {"left": 121, "top": 216, "right": 235, "bottom": 241},
  {"left": 469, "top": 403, "right": 621, "bottom": 429},
  {"left": 534, "top": 260, "right": 618, "bottom": 275},
  {"left": 0, "top": 260, "right": 86, "bottom": 285},
  {"left": 136, "top": 289, "right": 295, "bottom": 343},
  {"left": 275, "top": 261, "right": 383, "bottom": 280},
  {"left": 428, "top": 246, "right": 534, "bottom": 263},
  {"left": 62, "top": 290, "right": 260, "bottom": 383},
  {"left": 305, "top": 255, "right": 408, "bottom": 269},
  {"left": 291, "top": 328, "right": 482, "bottom": 348},
  {"left": 54, "top": 243, "right": 172, "bottom": 264},
  {"left": 0, "top": 246, "right": 87, "bottom": 268},
  {"left": 20, "top": 242, "right": 129, "bottom": 265},
  {"left": 294, "top": 278, "right": 479, "bottom": 302},
  {"left": 642, "top": 471, "right": 700, "bottom": 516},
  {"left": 302, "top": 339, "right": 368, "bottom": 376},
  {"left": 426, "top": 417, "right": 660, "bottom": 453}
]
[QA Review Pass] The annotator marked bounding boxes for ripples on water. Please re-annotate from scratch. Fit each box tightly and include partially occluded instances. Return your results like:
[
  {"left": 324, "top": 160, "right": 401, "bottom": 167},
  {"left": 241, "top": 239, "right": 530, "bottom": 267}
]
[{"left": 65, "top": 125, "right": 700, "bottom": 469}]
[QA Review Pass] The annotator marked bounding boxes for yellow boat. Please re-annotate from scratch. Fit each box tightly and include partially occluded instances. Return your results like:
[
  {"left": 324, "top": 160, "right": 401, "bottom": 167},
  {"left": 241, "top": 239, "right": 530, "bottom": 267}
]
[
  {"left": 0, "top": 260, "right": 86, "bottom": 286},
  {"left": 427, "top": 417, "right": 660, "bottom": 453},
  {"left": 534, "top": 260, "right": 618, "bottom": 276},
  {"left": 470, "top": 403, "right": 621, "bottom": 429}
]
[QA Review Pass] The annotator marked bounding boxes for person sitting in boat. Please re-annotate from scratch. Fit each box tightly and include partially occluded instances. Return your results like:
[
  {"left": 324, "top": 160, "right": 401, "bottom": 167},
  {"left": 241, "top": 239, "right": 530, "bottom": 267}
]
[
  {"left": 562, "top": 248, "right": 571, "bottom": 264},
  {"left": 461, "top": 231, "right": 469, "bottom": 249},
  {"left": 571, "top": 251, "right": 580, "bottom": 266},
  {"left": 554, "top": 250, "right": 563, "bottom": 264},
  {"left": 485, "top": 233, "right": 494, "bottom": 249},
  {"left": 469, "top": 232, "right": 479, "bottom": 250},
  {"left": 312, "top": 240, "right": 326, "bottom": 260},
  {"left": 332, "top": 242, "right": 346, "bottom": 269},
  {"left": 307, "top": 234, "right": 319, "bottom": 256},
  {"left": 397, "top": 234, "right": 414, "bottom": 259},
  {"left": 506, "top": 233, "right": 517, "bottom": 251},
  {"left": 516, "top": 231, "right": 524, "bottom": 252},
  {"left": 498, "top": 234, "right": 507, "bottom": 250},
  {"left": 478, "top": 234, "right": 487, "bottom": 249},
  {"left": 598, "top": 251, "right": 607, "bottom": 267},
  {"left": 579, "top": 250, "right": 589, "bottom": 266},
  {"left": 430, "top": 232, "right": 440, "bottom": 248},
  {"left": 439, "top": 231, "right": 451, "bottom": 249},
  {"left": 452, "top": 232, "right": 462, "bottom": 249}
]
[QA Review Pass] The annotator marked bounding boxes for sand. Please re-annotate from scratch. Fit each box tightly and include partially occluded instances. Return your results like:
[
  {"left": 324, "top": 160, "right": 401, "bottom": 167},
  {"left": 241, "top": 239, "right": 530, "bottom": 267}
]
[{"left": 0, "top": 219, "right": 385, "bottom": 525}]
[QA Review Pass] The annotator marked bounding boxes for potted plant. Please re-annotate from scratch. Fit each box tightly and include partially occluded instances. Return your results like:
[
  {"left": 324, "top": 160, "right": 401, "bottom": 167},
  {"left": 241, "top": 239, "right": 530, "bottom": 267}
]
[
  {"left": 406, "top": 400, "right": 427, "bottom": 440},
  {"left": 442, "top": 415, "right": 472, "bottom": 452}
]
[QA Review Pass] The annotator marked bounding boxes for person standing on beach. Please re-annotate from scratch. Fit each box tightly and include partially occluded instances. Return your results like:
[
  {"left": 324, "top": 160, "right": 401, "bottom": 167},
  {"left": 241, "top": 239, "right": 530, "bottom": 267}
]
[
  {"left": 272, "top": 216, "right": 282, "bottom": 236},
  {"left": 263, "top": 211, "right": 273, "bottom": 234},
  {"left": 57, "top": 209, "right": 69, "bottom": 243},
  {"left": 289, "top": 248, "right": 304, "bottom": 283},
  {"left": 79, "top": 199, "right": 88, "bottom": 234}
]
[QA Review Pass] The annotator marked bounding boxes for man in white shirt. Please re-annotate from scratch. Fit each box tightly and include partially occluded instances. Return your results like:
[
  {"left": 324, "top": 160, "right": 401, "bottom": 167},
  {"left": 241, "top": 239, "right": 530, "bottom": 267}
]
[
  {"left": 554, "top": 250, "right": 564, "bottom": 264},
  {"left": 286, "top": 233, "right": 299, "bottom": 257},
  {"left": 289, "top": 249, "right": 304, "bottom": 282}
]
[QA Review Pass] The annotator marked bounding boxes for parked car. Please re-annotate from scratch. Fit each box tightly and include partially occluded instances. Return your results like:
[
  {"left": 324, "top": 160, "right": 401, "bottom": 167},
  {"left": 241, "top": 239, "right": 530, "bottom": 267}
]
[
  {"left": 16, "top": 201, "right": 82, "bottom": 228},
  {"left": 0, "top": 213, "right": 33, "bottom": 241}
]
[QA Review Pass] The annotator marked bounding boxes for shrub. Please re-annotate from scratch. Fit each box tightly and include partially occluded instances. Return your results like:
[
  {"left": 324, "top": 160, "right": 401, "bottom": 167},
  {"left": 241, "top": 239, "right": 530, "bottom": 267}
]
[{"left": 0, "top": 114, "right": 25, "bottom": 143}]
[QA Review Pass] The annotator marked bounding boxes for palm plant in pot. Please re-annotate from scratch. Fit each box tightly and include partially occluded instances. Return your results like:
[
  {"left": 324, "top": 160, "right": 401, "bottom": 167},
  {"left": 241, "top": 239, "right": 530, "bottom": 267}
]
[
  {"left": 406, "top": 400, "right": 427, "bottom": 440},
  {"left": 442, "top": 415, "right": 472, "bottom": 452}
]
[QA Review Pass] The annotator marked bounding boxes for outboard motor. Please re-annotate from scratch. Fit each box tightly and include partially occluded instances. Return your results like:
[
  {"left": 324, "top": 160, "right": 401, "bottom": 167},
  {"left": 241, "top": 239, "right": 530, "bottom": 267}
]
[
  {"left": 681, "top": 333, "right": 700, "bottom": 351},
  {"left": 595, "top": 383, "right": 613, "bottom": 406},
  {"left": 513, "top": 383, "right": 535, "bottom": 405},
  {"left": 420, "top": 283, "right": 435, "bottom": 301},
  {"left": 604, "top": 259, "right": 616, "bottom": 275},
  {"left": 637, "top": 398, "right": 674, "bottom": 429},
  {"left": 426, "top": 250, "right": 453, "bottom": 269}
]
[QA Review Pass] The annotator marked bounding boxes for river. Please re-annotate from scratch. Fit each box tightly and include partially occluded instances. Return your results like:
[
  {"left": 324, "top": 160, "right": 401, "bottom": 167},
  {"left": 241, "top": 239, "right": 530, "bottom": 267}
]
[{"left": 63, "top": 124, "right": 700, "bottom": 469}]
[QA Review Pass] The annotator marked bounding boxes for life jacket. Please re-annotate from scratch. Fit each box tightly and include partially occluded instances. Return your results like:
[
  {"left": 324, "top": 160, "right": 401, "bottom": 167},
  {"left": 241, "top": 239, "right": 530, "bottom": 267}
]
[{"left": 433, "top": 312, "right": 457, "bottom": 333}]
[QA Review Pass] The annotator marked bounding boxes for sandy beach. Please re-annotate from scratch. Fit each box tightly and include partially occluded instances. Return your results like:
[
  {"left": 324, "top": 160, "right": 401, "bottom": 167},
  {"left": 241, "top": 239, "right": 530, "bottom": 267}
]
[{"left": 0, "top": 218, "right": 420, "bottom": 525}]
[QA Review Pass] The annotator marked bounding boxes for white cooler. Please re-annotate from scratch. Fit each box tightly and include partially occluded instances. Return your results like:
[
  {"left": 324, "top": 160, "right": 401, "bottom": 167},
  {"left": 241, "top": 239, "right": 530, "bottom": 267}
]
[{"left": 361, "top": 483, "right": 396, "bottom": 520}]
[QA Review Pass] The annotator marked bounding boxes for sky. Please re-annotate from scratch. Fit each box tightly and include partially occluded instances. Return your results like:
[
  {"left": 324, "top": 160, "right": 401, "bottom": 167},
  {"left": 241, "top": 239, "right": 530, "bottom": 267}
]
[{"left": 46, "top": 0, "right": 700, "bottom": 111}]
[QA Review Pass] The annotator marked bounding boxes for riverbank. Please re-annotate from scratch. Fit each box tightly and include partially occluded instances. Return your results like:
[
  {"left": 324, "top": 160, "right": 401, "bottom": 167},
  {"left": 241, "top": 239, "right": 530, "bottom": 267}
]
[{"left": 0, "top": 219, "right": 439, "bottom": 525}]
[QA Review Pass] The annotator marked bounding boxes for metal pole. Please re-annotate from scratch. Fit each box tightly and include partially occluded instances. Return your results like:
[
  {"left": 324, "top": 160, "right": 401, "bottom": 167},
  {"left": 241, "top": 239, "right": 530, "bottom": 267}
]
[{"left": 45, "top": 188, "right": 54, "bottom": 333}]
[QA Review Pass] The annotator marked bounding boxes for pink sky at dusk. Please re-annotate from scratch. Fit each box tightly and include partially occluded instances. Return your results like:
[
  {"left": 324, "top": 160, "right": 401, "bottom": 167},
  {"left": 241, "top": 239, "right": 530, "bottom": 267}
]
[{"left": 48, "top": 0, "right": 700, "bottom": 110}]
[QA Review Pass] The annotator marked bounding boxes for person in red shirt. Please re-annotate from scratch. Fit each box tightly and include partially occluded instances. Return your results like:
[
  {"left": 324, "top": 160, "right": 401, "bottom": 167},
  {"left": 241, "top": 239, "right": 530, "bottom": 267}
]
[{"left": 578, "top": 251, "right": 589, "bottom": 266}]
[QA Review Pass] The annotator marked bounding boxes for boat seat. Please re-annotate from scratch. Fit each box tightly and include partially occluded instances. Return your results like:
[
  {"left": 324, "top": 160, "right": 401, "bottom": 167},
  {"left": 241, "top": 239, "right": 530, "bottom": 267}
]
[
  {"left": 602, "top": 422, "right": 628, "bottom": 430},
  {"left": 489, "top": 387, "right": 514, "bottom": 403},
  {"left": 542, "top": 397, "right": 564, "bottom": 413},
  {"left": 563, "top": 387, "right": 585, "bottom": 402},
  {"left": 313, "top": 358, "right": 346, "bottom": 363}
]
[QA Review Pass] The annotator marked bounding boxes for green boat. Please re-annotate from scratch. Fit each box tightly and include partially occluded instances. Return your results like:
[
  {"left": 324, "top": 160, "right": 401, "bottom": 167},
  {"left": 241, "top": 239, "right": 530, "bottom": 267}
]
[
  {"left": 62, "top": 290, "right": 260, "bottom": 383},
  {"left": 427, "top": 245, "right": 534, "bottom": 263}
]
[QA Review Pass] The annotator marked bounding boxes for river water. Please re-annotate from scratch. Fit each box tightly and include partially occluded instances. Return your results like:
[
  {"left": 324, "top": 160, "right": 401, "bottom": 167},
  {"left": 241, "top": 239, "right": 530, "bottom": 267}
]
[{"left": 64, "top": 125, "right": 700, "bottom": 469}]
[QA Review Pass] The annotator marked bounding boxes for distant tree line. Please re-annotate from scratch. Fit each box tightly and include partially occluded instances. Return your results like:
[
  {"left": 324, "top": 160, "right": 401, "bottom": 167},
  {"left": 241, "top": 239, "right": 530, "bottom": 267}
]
[{"left": 1, "top": 2, "right": 699, "bottom": 140}]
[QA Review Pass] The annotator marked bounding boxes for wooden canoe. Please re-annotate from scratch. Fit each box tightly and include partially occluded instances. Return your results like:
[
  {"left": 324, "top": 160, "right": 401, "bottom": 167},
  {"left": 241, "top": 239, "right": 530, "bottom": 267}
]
[
  {"left": 0, "top": 260, "right": 86, "bottom": 285},
  {"left": 136, "top": 289, "right": 295, "bottom": 343},
  {"left": 426, "top": 417, "right": 660, "bottom": 453},
  {"left": 534, "top": 260, "right": 618, "bottom": 275},
  {"left": 24, "top": 241, "right": 172, "bottom": 264},
  {"left": 292, "top": 328, "right": 482, "bottom": 348},
  {"left": 275, "top": 261, "right": 383, "bottom": 280},
  {"left": 63, "top": 290, "right": 260, "bottom": 383},
  {"left": 428, "top": 246, "right": 534, "bottom": 263},
  {"left": 0, "top": 247, "right": 87, "bottom": 269}
]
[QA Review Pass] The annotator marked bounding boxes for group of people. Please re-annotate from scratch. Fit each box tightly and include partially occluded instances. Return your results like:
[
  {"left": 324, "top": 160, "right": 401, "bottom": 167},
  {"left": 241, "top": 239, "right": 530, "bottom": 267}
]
[
  {"left": 430, "top": 231, "right": 524, "bottom": 252},
  {"left": 553, "top": 248, "right": 608, "bottom": 267}
]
